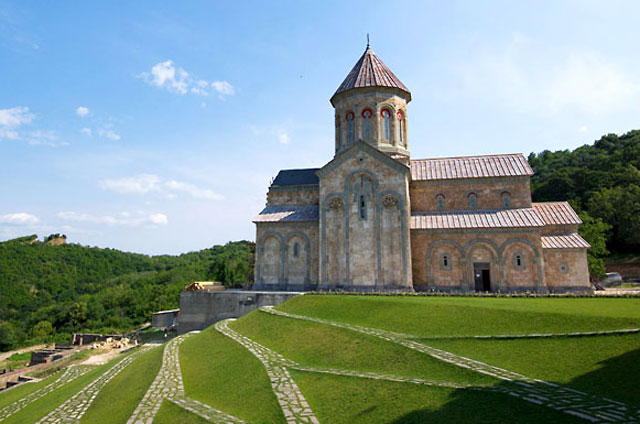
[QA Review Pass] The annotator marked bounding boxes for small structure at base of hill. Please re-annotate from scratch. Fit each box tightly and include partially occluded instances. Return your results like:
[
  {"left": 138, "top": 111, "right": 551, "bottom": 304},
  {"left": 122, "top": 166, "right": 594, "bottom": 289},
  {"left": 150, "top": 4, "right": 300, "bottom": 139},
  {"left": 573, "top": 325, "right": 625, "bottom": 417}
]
[{"left": 151, "top": 308, "right": 180, "bottom": 330}]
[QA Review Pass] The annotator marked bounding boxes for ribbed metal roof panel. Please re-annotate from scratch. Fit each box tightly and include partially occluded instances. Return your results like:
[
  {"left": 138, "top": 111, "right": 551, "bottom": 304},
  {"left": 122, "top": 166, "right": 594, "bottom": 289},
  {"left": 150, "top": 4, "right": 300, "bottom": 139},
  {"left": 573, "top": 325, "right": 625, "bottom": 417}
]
[
  {"left": 532, "top": 202, "right": 582, "bottom": 225},
  {"left": 271, "top": 168, "right": 320, "bottom": 187},
  {"left": 410, "top": 208, "right": 545, "bottom": 230},
  {"left": 410, "top": 153, "right": 534, "bottom": 181},
  {"left": 253, "top": 205, "right": 319, "bottom": 223},
  {"left": 333, "top": 46, "right": 410, "bottom": 97},
  {"left": 541, "top": 233, "right": 590, "bottom": 249}
]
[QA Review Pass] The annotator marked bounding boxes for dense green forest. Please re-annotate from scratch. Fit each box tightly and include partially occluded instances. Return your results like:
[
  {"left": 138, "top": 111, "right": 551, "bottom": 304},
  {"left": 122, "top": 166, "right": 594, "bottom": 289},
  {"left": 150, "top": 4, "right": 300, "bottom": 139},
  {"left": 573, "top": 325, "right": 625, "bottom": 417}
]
[
  {"left": 0, "top": 238, "right": 251, "bottom": 351},
  {"left": 529, "top": 129, "right": 640, "bottom": 276}
]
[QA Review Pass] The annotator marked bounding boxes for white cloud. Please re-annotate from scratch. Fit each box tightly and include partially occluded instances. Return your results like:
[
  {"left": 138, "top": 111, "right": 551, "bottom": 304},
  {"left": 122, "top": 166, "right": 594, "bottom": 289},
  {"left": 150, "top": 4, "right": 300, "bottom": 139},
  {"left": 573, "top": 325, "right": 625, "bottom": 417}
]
[
  {"left": 211, "top": 81, "right": 235, "bottom": 96},
  {"left": 250, "top": 124, "right": 293, "bottom": 145},
  {"left": 81, "top": 127, "right": 92, "bottom": 136},
  {"left": 579, "top": 125, "right": 589, "bottom": 133},
  {"left": 0, "top": 212, "right": 39, "bottom": 225},
  {"left": 25, "top": 130, "right": 66, "bottom": 147},
  {"left": 278, "top": 130, "right": 291, "bottom": 144},
  {"left": 99, "top": 174, "right": 161, "bottom": 194},
  {"left": 97, "top": 128, "right": 121, "bottom": 141},
  {"left": 75, "top": 106, "right": 90, "bottom": 117},
  {"left": 140, "top": 60, "right": 233, "bottom": 98},
  {"left": 164, "top": 180, "right": 224, "bottom": 200},
  {"left": 57, "top": 211, "right": 168, "bottom": 227},
  {"left": 0, "top": 106, "right": 34, "bottom": 127},
  {"left": 99, "top": 174, "right": 223, "bottom": 200}
]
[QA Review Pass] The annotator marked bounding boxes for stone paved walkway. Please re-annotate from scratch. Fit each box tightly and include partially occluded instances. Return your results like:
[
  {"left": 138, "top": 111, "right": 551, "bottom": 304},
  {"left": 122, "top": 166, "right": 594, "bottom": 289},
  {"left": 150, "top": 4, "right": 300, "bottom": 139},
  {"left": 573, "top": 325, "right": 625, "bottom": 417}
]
[
  {"left": 261, "top": 306, "right": 640, "bottom": 423},
  {"left": 216, "top": 320, "right": 319, "bottom": 424},
  {"left": 127, "top": 334, "right": 244, "bottom": 424},
  {"left": 35, "top": 347, "right": 153, "bottom": 424},
  {"left": 0, "top": 365, "right": 95, "bottom": 422}
]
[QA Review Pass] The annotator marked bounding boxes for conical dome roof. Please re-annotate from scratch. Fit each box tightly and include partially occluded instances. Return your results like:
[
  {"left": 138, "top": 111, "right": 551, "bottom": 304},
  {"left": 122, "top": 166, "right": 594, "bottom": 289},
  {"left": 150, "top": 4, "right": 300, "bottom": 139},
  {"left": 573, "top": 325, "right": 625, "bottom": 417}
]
[{"left": 331, "top": 45, "right": 410, "bottom": 103}]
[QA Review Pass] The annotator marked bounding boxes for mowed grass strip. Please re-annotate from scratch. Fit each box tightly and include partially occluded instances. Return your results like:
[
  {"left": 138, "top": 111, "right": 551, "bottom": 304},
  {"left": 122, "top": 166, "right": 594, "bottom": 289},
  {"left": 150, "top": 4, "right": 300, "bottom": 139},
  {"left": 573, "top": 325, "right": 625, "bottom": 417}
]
[
  {"left": 80, "top": 345, "right": 163, "bottom": 424},
  {"left": 180, "top": 325, "right": 285, "bottom": 423},
  {"left": 0, "top": 360, "right": 117, "bottom": 424},
  {"left": 290, "top": 369, "right": 583, "bottom": 424},
  {"left": 231, "top": 310, "right": 495, "bottom": 386},
  {"left": 425, "top": 333, "right": 640, "bottom": 407},
  {"left": 153, "top": 399, "right": 209, "bottom": 424},
  {"left": 278, "top": 295, "right": 640, "bottom": 337}
]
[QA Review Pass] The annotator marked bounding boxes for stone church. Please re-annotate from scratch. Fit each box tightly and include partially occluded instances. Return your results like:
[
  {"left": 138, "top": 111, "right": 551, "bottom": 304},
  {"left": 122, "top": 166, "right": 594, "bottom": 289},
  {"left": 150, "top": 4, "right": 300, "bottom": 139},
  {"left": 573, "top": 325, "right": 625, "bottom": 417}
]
[{"left": 253, "top": 45, "right": 591, "bottom": 293}]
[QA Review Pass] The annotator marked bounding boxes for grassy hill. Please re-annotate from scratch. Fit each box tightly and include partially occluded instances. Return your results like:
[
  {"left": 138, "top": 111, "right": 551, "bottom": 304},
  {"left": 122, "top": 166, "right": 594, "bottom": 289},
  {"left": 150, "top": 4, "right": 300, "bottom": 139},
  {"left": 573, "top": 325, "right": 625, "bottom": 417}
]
[
  {"left": 2, "top": 295, "right": 639, "bottom": 423},
  {"left": 0, "top": 236, "right": 251, "bottom": 351}
]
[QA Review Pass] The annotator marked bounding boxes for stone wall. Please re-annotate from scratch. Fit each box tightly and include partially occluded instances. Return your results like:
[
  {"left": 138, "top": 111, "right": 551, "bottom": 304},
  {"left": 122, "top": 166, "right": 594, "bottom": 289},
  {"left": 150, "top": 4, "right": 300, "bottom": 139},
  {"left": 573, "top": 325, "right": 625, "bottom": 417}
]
[
  {"left": 254, "top": 222, "right": 319, "bottom": 290},
  {"left": 543, "top": 249, "right": 591, "bottom": 291},
  {"left": 411, "top": 229, "right": 546, "bottom": 292},
  {"left": 267, "top": 186, "right": 319, "bottom": 206},
  {"left": 318, "top": 142, "right": 412, "bottom": 290},
  {"left": 409, "top": 177, "right": 532, "bottom": 212},
  {"left": 177, "top": 291, "right": 301, "bottom": 334}
]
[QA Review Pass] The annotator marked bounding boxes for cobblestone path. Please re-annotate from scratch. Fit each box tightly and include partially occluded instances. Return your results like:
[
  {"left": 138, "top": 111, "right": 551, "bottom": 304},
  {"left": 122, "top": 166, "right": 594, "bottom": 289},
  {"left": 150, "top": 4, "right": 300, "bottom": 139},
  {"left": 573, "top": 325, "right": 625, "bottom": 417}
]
[
  {"left": 35, "top": 347, "right": 153, "bottom": 424},
  {"left": 0, "top": 365, "right": 95, "bottom": 422},
  {"left": 261, "top": 306, "right": 640, "bottom": 423},
  {"left": 418, "top": 328, "right": 640, "bottom": 341},
  {"left": 127, "top": 334, "right": 244, "bottom": 424}
]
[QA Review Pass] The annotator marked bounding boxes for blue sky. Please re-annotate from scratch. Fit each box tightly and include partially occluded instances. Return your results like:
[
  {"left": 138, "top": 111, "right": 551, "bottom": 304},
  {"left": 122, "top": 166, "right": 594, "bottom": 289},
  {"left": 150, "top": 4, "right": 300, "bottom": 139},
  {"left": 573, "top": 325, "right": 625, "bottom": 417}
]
[{"left": 1, "top": 1, "right": 639, "bottom": 254}]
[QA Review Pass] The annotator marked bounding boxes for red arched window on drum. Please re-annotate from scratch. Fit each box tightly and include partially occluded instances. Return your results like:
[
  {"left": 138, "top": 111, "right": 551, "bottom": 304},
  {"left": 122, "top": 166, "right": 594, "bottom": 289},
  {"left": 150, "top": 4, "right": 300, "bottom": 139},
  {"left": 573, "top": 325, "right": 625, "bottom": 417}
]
[
  {"left": 346, "top": 111, "right": 355, "bottom": 144},
  {"left": 361, "top": 108, "right": 373, "bottom": 139},
  {"left": 381, "top": 109, "right": 391, "bottom": 140}
]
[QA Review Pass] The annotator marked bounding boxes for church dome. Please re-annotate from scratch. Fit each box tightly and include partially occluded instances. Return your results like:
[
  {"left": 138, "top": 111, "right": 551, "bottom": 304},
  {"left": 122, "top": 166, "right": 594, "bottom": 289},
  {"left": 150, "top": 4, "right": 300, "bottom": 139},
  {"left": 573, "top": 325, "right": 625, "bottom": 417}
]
[{"left": 331, "top": 44, "right": 411, "bottom": 105}]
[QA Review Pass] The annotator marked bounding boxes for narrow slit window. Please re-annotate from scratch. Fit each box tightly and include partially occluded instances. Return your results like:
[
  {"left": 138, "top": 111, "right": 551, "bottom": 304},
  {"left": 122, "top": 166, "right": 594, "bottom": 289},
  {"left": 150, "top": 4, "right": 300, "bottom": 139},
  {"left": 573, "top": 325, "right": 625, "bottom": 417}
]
[
  {"left": 436, "top": 194, "right": 445, "bottom": 210},
  {"left": 502, "top": 192, "right": 511, "bottom": 208},
  {"left": 359, "top": 195, "right": 367, "bottom": 219},
  {"left": 346, "top": 112, "right": 355, "bottom": 144},
  {"left": 397, "top": 111, "right": 404, "bottom": 144},
  {"left": 468, "top": 193, "right": 477, "bottom": 209},
  {"left": 293, "top": 242, "right": 299, "bottom": 258},
  {"left": 382, "top": 109, "right": 391, "bottom": 140}
]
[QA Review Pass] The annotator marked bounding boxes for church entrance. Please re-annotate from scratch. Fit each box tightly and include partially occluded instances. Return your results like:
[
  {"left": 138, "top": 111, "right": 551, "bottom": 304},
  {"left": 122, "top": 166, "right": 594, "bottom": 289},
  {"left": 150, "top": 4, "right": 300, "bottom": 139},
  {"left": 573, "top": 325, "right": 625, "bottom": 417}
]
[{"left": 473, "top": 263, "right": 491, "bottom": 292}]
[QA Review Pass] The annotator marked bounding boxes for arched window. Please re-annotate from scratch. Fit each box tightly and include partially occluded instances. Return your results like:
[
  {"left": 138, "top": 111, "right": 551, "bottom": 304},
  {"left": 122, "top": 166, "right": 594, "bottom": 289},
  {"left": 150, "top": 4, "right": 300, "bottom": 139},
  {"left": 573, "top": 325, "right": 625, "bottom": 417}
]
[
  {"left": 381, "top": 109, "right": 391, "bottom": 140},
  {"left": 335, "top": 115, "right": 341, "bottom": 150},
  {"left": 514, "top": 253, "right": 525, "bottom": 270},
  {"left": 501, "top": 192, "right": 511, "bottom": 208},
  {"left": 436, "top": 193, "right": 445, "bottom": 210},
  {"left": 293, "top": 242, "right": 299, "bottom": 258},
  {"left": 346, "top": 112, "right": 355, "bottom": 144},
  {"left": 359, "top": 195, "right": 367, "bottom": 219},
  {"left": 440, "top": 253, "right": 451, "bottom": 270},
  {"left": 362, "top": 109, "right": 373, "bottom": 140},
  {"left": 397, "top": 111, "right": 405, "bottom": 144},
  {"left": 468, "top": 192, "right": 477, "bottom": 209}
]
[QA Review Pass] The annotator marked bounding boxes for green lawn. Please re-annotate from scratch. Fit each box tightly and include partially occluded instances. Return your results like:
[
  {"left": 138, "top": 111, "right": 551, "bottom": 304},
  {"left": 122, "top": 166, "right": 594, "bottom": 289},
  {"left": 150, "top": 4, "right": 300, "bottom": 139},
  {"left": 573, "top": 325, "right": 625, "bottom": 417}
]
[
  {"left": 425, "top": 333, "right": 640, "bottom": 407},
  {"left": 180, "top": 324, "right": 285, "bottom": 423},
  {"left": 80, "top": 345, "right": 163, "bottom": 424},
  {"left": 0, "top": 369, "right": 64, "bottom": 411},
  {"left": 290, "top": 370, "right": 583, "bottom": 424},
  {"left": 277, "top": 295, "right": 640, "bottom": 336},
  {"left": 153, "top": 399, "right": 209, "bottom": 424},
  {"left": 231, "top": 310, "right": 496, "bottom": 386}
]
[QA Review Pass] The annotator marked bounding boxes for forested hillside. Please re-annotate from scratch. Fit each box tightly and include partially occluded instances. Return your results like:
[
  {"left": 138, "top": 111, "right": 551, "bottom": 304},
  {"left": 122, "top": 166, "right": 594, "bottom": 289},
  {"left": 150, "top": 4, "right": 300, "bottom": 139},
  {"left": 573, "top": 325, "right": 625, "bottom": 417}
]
[
  {"left": 529, "top": 129, "right": 640, "bottom": 275},
  {"left": 0, "top": 237, "right": 251, "bottom": 351}
]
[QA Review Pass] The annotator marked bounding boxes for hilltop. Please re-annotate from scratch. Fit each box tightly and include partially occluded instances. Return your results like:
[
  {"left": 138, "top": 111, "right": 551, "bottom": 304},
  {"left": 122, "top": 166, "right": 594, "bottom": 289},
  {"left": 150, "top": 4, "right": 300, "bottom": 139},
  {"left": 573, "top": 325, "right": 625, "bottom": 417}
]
[{"left": 0, "top": 236, "right": 252, "bottom": 352}]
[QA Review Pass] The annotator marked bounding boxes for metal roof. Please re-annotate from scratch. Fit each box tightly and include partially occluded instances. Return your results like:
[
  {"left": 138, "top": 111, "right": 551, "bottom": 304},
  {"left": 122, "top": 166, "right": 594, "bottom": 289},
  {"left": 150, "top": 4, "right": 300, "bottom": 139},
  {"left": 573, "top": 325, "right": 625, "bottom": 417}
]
[
  {"left": 410, "top": 208, "right": 545, "bottom": 230},
  {"left": 271, "top": 168, "right": 320, "bottom": 187},
  {"left": 253, "top": 205, "right": 319, "bottom": 223},
  {"left": 332, "top": 45, "right": 410, "bottom": 100},
  {"left": 541, "top": 233, "right": 590, "bottom": 249},
  {"left": 532, "top": 202, "right": 582, "bottom": 225},
  {"left": 410, "top": 153, "right": 534, "bottom": 181}
]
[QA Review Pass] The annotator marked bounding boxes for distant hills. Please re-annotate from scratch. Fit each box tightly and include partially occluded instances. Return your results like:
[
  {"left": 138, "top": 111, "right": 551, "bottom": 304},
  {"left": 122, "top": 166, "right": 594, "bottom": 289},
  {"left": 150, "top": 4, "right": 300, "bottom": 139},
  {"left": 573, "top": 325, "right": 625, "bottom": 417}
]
[{"left": 0, "top": 237, "right": 251, "bottom": 352}]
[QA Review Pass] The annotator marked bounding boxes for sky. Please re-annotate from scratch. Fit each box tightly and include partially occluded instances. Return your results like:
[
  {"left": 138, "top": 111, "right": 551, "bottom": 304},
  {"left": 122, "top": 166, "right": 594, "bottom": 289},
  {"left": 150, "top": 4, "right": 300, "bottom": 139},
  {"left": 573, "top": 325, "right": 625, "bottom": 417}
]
[{"left": 1, "top": 1, "right": 639, "bottom": 255}]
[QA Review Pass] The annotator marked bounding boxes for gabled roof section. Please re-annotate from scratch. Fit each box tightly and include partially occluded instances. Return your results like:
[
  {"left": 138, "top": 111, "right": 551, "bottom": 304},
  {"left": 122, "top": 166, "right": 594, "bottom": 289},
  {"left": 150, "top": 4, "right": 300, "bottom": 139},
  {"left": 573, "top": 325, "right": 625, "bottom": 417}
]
[
  {"left": 541, "top": 234, "right": 590, "bottom": 249},
  {"left": 332, "top": 45, "right": 410, "bottom": 103},
  {"left": 253, "top": 205, "right": 319, "bottom": 223},
  {"left": 411, "top": 153, "right": 534, "bottom": 181},
  {"left": 271, "top": 168, "right": 320, "bottom": 187},
  {"left": 317, "top": 139, "right": 409, "bottom": 178},
  {"left": 410, "top": 208, "right": 545, "bottom": 230},
  {"left": 533, "top": 202, "right": 582, "bottom": 226}
]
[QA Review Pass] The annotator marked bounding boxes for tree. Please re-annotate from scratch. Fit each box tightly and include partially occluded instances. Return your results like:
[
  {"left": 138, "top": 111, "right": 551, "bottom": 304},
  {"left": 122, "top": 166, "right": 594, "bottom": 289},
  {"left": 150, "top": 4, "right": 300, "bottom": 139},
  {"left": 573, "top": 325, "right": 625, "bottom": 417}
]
[
  {"left": 578, "top": 211, "right": 611, "bottom": 279},
  {"left": 32, "top": 320, "right": 54, "bottom": 340},
  {"left": 0, "top": 322, "right": 17, "bottom": 351},
  {"left": 587, "top": 185, "right": 640, "bottom": 250}
]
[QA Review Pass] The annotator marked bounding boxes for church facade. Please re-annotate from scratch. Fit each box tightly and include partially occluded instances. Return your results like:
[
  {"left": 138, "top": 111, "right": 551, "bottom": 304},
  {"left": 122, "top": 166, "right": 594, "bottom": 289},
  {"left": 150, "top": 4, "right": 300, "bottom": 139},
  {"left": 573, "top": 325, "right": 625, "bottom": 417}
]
[{"left": 253, "top": 45, "right": 591, "bottom": 293}]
